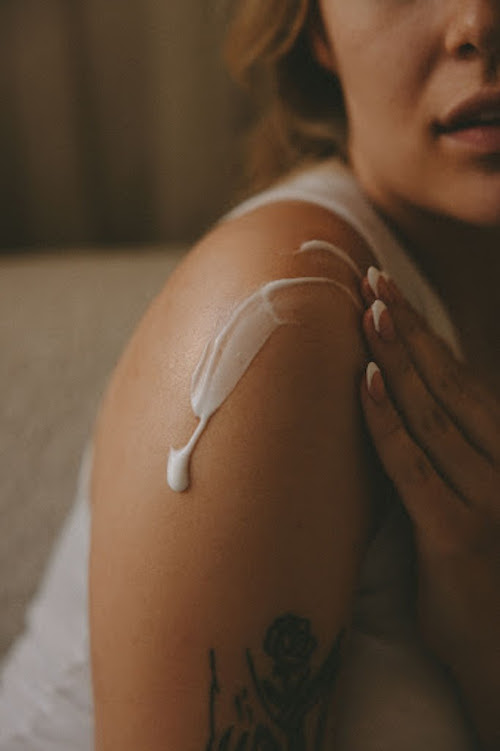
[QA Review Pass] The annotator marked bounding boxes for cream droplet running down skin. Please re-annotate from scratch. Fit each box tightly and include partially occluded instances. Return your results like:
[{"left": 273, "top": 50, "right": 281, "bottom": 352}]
[{"left": 167, "top": 240, "right": 387, "bottom": 492}]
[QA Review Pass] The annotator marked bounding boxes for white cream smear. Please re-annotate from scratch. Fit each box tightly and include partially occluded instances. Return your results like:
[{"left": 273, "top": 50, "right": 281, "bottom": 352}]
[{"left": 167, "top": 241, "right": 365, "bottom": 492}]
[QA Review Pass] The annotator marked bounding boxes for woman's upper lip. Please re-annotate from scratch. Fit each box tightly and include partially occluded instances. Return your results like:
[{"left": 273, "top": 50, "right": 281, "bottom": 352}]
[{"left": 436, "top": 89, "right": 500, "bottom": 132}]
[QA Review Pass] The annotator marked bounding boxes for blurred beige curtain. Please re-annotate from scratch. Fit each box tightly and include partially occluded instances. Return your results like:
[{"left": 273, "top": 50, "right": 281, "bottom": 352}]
[{"left": 0, "top": 0, "right": 247, "bottom": 249}]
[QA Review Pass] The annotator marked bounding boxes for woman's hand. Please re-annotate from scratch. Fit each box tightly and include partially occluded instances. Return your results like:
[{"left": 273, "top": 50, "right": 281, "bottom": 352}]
[{"left": 358, "top": 268, "right": 500, "bottom": 745}]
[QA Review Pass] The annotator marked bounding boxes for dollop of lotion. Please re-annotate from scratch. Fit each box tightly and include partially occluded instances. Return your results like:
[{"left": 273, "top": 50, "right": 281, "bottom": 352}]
[{"left": 167, "top": 240, "right": 364, "bottom": 492}]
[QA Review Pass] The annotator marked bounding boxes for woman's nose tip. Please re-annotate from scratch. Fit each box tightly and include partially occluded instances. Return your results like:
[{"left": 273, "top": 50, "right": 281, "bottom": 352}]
[{"left": 444, "top": 0, "right": 500, "bottom": 60}]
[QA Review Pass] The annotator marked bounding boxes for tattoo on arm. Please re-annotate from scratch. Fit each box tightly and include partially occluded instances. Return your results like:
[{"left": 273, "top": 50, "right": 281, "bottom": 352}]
[{"left": 205, "top": 613, "right": 346, "bottom": 750}]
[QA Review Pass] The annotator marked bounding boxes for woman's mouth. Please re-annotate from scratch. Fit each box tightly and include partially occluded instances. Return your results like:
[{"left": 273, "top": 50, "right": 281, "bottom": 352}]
[
  {"left": 435, "top": 92, "right": 500, "bottom": 153},
  {"left": 437, "top": 118, "right": 500, "bottom": 151}
]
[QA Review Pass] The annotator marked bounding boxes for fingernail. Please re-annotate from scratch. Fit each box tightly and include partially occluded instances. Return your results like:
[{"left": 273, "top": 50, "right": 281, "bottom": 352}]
[
  {"left": 367, "top": 267, "right": 392, "bottom": 299},
  {"left": 371, "top": 299, "right": 396, "bottom": 341},
  {"left": 366, "top": 361, "right": 386, "bottom": 402}
]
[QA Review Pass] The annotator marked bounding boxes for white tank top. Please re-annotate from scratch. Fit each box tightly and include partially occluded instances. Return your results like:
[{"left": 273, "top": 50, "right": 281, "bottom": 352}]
[{"left": 0, "top": 159, "right": 475, "bottom": 750}]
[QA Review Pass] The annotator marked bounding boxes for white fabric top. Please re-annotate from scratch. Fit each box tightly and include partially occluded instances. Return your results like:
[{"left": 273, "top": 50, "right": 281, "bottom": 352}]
[{"left": 0, "top": 158, "right": 476, "bottom": 750}]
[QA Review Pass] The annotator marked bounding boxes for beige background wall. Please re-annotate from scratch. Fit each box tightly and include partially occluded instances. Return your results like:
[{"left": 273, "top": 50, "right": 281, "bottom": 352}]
[
  {"left": 0, "top": 0, "right": 248, "bottom": 250},
  {"left": 0, "top": 2, "right": 250, "bottom": 653}
]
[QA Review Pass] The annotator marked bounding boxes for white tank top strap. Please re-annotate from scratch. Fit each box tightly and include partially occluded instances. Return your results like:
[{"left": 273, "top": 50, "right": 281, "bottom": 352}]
[{"left": 221, "top": 158, "right": 465, "bottom": 363}]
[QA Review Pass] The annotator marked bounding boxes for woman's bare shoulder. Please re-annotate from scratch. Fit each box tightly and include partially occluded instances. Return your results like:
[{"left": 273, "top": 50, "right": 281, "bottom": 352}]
[
  {"left": 90, "top": 200, "right": 381, "bottom": 510},
  {"left": 172, "top": 198, "right": 379, "bottom": 307},
  {"left": 143, "top": 199, "right": 380, "bottom": 361}
]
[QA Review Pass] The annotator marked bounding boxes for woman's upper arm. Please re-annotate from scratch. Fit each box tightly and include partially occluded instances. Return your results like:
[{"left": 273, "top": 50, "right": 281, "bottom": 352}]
[{"left": 89, "top": 210, "right": 380, "bottom": 749}]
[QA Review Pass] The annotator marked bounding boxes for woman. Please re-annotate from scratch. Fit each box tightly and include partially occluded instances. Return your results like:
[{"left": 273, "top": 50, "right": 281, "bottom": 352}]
[{"left": 1, "top": 0, "right": 499, "bottom": 749}]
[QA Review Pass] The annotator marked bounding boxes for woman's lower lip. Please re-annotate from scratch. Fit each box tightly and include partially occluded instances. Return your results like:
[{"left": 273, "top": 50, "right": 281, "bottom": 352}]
[{"left": 440, "top": 124, "right": 500, "bottom": 152}]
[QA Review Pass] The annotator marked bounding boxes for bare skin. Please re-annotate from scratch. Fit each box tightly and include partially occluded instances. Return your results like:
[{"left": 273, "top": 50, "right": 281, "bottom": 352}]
[
  {"left": 360, "top": 273, "right": 500, "bottom": 748},
  {"left": 90, "top": 3, "right": 500, "bottom": 747},
  {"left": 368, "top": 207, "right": 500, "bottom": 395},
  {"left": 312, "top": 0, "right": 500, "bottom": 392},
  {"left": 89, "top": 200, "right": 393, "bottom": 750},
  {"left": 311, "top": 1, "right": 500, "bottom": 745}
]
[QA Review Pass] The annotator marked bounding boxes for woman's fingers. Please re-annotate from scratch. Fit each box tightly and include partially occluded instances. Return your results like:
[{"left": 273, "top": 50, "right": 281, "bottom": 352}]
[
  {"left": 360, "top": 360, "right": 470, "bottom": 548},
  {"left": 360, "top": 281, "right": 499, "bottom": 514},
  {"left": 361, "top": 273, "right": 500, "bottom": 466}
]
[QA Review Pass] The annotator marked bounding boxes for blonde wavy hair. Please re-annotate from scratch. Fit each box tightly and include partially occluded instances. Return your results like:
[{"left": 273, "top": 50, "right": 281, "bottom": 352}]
[{"left": 222, "top": 0, "right": 347, "bottom": 197}]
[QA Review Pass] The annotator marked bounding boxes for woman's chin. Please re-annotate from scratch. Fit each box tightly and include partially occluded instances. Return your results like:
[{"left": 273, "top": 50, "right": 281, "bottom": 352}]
[
  {"left": 449, "top": 201, "right": 500, "bottom": 229},
  {"left": 434, "top": 181, "right": 500, "bottom": 229}
]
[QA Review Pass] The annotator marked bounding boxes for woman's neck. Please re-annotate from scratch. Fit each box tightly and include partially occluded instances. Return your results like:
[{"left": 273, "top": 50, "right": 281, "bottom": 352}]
[
  {"left": 380, "top": 204, "right": 497, "bottom": 306},
  {"left": 374, "top": 199, "right": 500, "bottom": 393}
]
